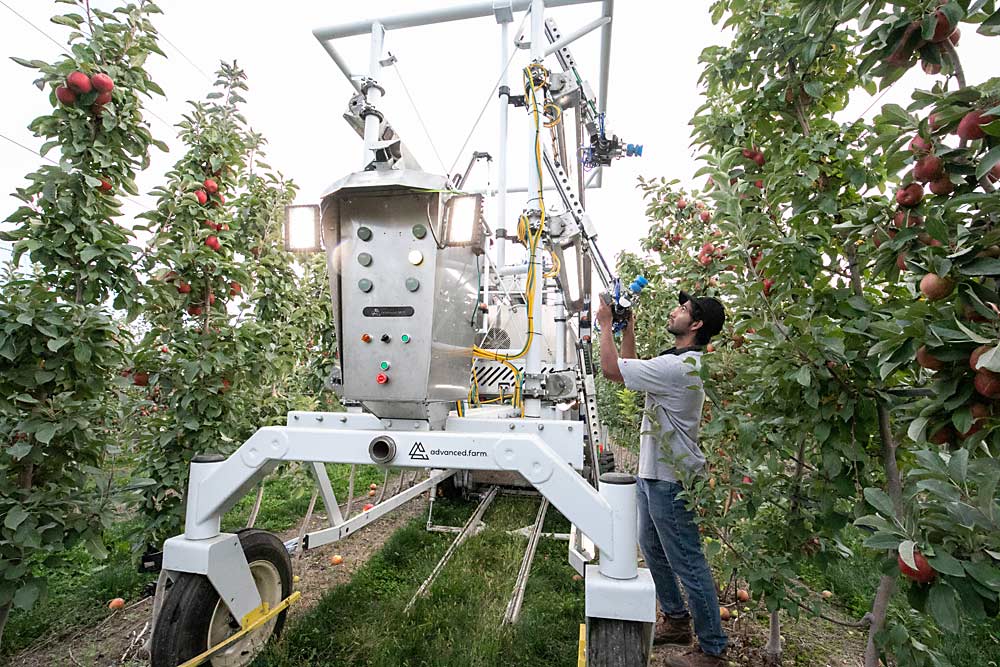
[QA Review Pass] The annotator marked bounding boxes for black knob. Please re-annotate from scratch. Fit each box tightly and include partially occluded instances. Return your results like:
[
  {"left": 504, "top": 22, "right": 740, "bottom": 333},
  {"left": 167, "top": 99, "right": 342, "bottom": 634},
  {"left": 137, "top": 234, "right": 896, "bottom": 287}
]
[{"left": 380, "top": 334, "right": 391, "bottom": 343}]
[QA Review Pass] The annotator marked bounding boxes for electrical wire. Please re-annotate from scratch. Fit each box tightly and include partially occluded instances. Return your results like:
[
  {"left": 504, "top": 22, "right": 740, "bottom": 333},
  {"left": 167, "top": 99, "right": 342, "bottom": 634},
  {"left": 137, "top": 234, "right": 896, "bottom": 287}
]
[
  {"left": 0, "top": 130, "right": 157, "bottom": 210},
  {"left": 391, "top": 54, "right": 449, "bottom": 176},
  {"left": 0, "top": 0, "right": 72, "bottom": 56},
  {"left": 446, "top": 8, "right": 530, "bottom": 175},
  {"left": 158, "top": 30, "right": 213, "bottom": 83}
]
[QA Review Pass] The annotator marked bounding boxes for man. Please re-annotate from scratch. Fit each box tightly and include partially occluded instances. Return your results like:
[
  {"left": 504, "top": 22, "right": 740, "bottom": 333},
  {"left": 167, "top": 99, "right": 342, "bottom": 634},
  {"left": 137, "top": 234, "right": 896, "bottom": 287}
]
[{"left": 596, "top": 290, "right": 728, "bottom": 667}]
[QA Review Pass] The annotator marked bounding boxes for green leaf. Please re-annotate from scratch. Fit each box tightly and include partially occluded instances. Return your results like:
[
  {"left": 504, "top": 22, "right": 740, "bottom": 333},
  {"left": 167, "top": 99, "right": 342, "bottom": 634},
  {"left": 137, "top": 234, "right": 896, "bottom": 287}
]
[
  {"left": 13, "top": 579, "right": 43, "bottom": 610},
  {"left": 803, "top": 81, "right": 824, "bottom": 98},
  {"left": 864, "top": 487, "right": 896, "bottom": 518},
  {"left": 899, "top": 540, "right": 917, "bottom": 569},
  {"left": 908, "top": 416, "right": 929, "bottom": 443},
  {"left": 47, "top": 337, "right": 70, "bottom": 352},
  {"left": 947, "top": 449, "right": 968, "bottom": 483},
  {"left": 80, "top": 246, "right": 102, "bottom": 264},
  {"left": 977, "top": 146, "right": 1000, "bottom": 180},
  {"left": 34, "top": 422, "right": 58, "bottom": 445},
  {"left": 928, "top": 583, "right": 960, "bottom": 633},
  {"left": 6, "top": 442, "right": 32, "bottom": 460},
  {"left": 928, "top": 551, "right": 966, "bottom": 577},
  {"left": 964, "top": 561, "right": 1000, "bottom": 592},
  {"left": 794, "top": 366, "right": 811, "bottom": 387},
  {"left": 73, "top": 343, "right": 92, "bottom": 363},
  {"left": 958, "top": 258, "right": 1000, "bottom": 276},
  {"left": 4, "top": 506, "right": 28, "bottom": 530}
]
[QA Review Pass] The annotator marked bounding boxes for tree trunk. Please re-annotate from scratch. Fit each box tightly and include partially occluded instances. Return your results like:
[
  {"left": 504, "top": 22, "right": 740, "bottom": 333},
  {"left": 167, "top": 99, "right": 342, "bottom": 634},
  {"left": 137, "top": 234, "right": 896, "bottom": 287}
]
[
  {"left": 864, "top": 575, "right": 896, "bottom": 667},
  {"left": 765, "top": 609, "right": 782, "bottom": 665},
  {"left": 0, "top": 600, "right": 12, "bottom": 653}
]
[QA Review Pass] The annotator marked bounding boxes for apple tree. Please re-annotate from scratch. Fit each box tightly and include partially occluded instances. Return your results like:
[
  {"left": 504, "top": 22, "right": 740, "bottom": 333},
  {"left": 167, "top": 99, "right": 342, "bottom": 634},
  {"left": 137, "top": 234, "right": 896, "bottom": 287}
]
[
  {"left": 612, "top": 1, "right": 999, "bottom": 665},
  {"left": 0, "top": 0, "right": 165, "bottom": 647}
]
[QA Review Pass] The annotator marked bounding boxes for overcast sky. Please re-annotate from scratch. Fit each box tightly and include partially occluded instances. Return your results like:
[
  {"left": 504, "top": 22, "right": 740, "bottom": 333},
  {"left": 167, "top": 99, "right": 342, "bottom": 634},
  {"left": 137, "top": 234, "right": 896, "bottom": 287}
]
[{"left": 0, "top": 1, "right": 995, "bottom": 274}]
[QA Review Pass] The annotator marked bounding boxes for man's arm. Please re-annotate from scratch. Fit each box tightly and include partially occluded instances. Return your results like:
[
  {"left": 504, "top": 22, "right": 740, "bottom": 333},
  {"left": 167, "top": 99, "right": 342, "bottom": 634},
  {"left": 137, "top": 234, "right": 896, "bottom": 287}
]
[
  {"left": 596, "top": 300, "right": 624, "bottom": 383},
  {"left": 620, "top": 314, "right": 637, "bottom": 359}
]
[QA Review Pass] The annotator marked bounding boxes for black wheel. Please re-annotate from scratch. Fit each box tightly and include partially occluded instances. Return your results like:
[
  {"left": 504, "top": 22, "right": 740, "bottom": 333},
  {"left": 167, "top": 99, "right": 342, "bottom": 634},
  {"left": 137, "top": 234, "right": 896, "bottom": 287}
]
[
  {"left": 599, "top": 448, "right": 616, "bottom": 474},
  {"left": 587, "top": 617, "right": 651, "bottom": 667},
  {"left": 151, "top": 529, "right": 292, "bottom": 667}
]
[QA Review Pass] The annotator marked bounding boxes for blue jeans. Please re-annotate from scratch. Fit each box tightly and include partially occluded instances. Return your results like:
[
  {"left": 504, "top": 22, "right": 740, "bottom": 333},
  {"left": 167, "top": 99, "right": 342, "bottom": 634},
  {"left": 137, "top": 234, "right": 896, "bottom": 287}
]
[{"left": 636, "top": 477, "right": 728, "bottom": 656}]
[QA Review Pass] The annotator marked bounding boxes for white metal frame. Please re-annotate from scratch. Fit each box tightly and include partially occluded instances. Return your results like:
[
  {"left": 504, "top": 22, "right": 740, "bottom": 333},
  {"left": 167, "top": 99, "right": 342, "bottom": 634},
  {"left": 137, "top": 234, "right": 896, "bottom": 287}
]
[
  {"left": 162, "top": 412, "right": 652, "bottom": 624},
  {"left": 156, "top": 0, "right": 655, "bottom": 653}
]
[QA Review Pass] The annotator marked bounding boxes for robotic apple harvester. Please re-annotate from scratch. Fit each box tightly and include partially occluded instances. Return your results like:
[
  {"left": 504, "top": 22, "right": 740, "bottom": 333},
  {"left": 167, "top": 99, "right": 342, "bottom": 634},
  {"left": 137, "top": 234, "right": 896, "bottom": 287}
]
[{"left": 146, "top": 2, "right": 657, "bottom": 666}]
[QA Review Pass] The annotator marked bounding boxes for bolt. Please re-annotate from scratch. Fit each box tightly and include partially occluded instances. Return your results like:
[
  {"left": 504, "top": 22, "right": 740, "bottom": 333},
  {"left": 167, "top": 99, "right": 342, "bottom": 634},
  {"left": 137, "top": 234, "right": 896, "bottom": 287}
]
[
  {"left": 538, "top": 424, "right": 544, "bottom": 431},
  {"left": 293, "top": 415, "right": 300, "bottom": 421},
  {"left": 386, "top": 420, "right": 393, "bottom": 427},
  {"left": 568, "top": 426, "right": 573, "bottom": 432},
  {"left": 316, "top": 415, "right": 324, "bottom": 422},
  {"left": 340, "top": 416, "right": 348, "bottom": 423},
  {"left": 509, "top": 423, "right": 516, "bottom": 430},
  {"left": 414, "top": 422, "right": 421, "bottom": 429}
]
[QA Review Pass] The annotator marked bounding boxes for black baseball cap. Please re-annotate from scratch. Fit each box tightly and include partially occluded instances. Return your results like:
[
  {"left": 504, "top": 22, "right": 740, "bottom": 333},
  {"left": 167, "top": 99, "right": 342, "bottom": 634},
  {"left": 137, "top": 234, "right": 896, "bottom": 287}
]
[{"left": 678, "top": 291, "right": 726, "bottom": 339}]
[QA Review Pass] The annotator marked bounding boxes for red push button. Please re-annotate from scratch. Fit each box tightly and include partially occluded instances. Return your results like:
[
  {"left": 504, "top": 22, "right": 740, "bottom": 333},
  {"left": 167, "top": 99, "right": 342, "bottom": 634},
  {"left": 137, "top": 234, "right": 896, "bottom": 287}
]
[
  {"left": 376, "top": 373, "right": 389, "bottom": 385},
  {"left": 361, "top": 334, "right": 372, "bottom": 343}
]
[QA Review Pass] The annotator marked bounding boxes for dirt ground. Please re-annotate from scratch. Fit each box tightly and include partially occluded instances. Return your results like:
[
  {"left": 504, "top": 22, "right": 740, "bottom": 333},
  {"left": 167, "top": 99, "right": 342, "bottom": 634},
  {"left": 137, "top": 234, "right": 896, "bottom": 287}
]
[{"left": 8, "top": 471, "right": 430, "bottom": 667}]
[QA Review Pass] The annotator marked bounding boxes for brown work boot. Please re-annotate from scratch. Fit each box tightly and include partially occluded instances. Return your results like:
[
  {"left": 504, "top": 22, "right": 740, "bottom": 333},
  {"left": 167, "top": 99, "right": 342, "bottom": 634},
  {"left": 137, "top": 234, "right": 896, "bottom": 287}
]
[
  {"left": 663, "top": 646, "right": 726, "bottom": 667},
  {"left": 654, "top": 613, "right": 693, "bottom": 645}
]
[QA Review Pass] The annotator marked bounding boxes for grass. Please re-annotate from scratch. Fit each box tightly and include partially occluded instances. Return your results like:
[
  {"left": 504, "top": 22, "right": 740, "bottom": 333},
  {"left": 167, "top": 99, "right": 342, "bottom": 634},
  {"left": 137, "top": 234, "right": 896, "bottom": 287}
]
[
  {"left": 1, "top": 518, "right": 156, "bottom": 658},
  {"left": 795, "top": 528, "right": 1000, "bottom": 667},
  {"left": 2, "top": 463, "right": 387, "bottom": 659},
  {"left": 255, "top": 493, "right": 585, "bottom": 667}
]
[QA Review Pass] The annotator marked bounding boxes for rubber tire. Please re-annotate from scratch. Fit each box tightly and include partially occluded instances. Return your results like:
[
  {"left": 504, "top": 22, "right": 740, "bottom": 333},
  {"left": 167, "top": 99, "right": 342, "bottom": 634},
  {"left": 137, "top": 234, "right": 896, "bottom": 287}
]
[
  {"left": 599, "top": 448, "right": 616, "bottom": 474},
  {"left": 150, "top": 529, "right": 292, "bottom": 667},
  {"left": 587, "top": 617, "right": 650, "bottom": 667}
]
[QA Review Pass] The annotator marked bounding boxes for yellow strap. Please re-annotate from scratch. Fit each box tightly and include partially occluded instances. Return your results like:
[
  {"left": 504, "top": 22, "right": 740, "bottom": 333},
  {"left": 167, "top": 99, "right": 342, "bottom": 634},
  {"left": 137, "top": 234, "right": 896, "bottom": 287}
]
[
  {"left": 578, "top": 623, "right": 587, "bottom": 667},
  {"left": 178, "top": 590, "right": 301, "bottom": 667}
]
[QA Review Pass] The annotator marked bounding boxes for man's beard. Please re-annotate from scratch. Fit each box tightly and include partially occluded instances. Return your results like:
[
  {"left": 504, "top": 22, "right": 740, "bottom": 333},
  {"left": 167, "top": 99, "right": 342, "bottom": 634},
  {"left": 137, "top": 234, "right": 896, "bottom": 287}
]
[{"left": 667, "top": 321, "right": 686, "bottom": 336}]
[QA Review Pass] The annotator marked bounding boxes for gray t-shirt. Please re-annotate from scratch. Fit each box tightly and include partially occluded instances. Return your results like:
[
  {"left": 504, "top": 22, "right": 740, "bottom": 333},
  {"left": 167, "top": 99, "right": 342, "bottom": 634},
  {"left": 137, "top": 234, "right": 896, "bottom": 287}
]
[{"left": 617, "top": 350, "right": 706, "bottom": 482}]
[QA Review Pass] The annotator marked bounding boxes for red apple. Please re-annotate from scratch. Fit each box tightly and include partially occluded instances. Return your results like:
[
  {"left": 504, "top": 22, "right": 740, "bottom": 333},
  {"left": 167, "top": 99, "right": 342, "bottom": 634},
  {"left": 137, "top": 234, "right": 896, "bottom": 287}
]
[
  {"left": 221, "top": 378, "right": 231, "bottom": 393},
  {"left": 55, "top": 86, "right": 76, "bottom": 105},
  {"left": 909, "top": 135, "right": 933, "bottom": 154},
  {"left": 762, "top": 278, "right": 774, "bottom": 296},
  {"left": 177, "top": 281, "right": 192, "bottom": 294},
  {"left": 913, "top": 155, "right": 943, "bottom": 183},
  {"left": 754, "top": 179, "right": 764, "bottom": 189},
  {"left": 133, "top": 372, "right": 149, "bottom": 387},
  {"left": 195, "top": 190, "right": 208, "bottom": 205},
  {"left": 948, "top": 28, "right": 960, "bottom": 46},
  {"left": 957, "top": 110, "right": 995, "bottom": 141},
  {"left": 899, "top": 549, "right": 937, "bottom": 583},
  {"left": 929, "top": 113, "right": 944, "bottom": 131},
  {"left": 205, "top": 235, "right": 221, "bottom": 251},
  {"left": 98, "top": 179, "right": 113, "bottom": 192},
  {"left": 677, "top": 198, "right": 688, "bottom": 210},
  {"left": 66, "top": 71, "right": 92, "bottom": 94},
  {"left": 930, "top": 10, "right": 953, "bottom": 43},
  {"left": 919, "top": 273, "right": 954, "bottom": 300},
  {"left": 929, "top": 425, "right": 955, "bottom": 445},
  {"left": 975, "top": 369, "right": 1000, "bottom": 399},
  {"left": 94, "top": 91, "right": 112, "bottom": 106},
  {"left": 922, "top": 60, "right": 942, "bottom": 75},
  {"left": 229, "top": 281, "right": 241, "bottom": 295},
  {"left": 988, "top": 164, "right": 1000, "bottom": 183},
  {"left": 206, "top": 292, "right": 216, "bottom": 306},
  {"left": 203, "top": 178, "right": 219, "bottom": 194},
  {"left": 90, "top": 73, "right": 114, "bottom": 93},
  {"left": 188, "top": 305, "right": 204, "bottom": 316},
  {"left": 893, "top": 210, "right": 922, "bottom": 228},
  {"left": 928, "top": 175, "right": 956, "bottom": 196},
  {"left": 700, "top": 210, "right": 711, "bottom": 223},
  {"left": 896, "top": 183, "right": 924, "bottom": 207},
  {"left": 916, "top": 345, "right": 945, "bottom": 371},
  {"left": 970, "top": 344, "right": 992, "bottom": 371}
]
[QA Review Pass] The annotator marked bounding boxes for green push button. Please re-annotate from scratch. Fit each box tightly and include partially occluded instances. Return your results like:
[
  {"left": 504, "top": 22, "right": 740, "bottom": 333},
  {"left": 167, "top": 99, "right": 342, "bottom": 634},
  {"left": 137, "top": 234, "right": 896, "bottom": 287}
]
[
  {"left": 379, "top": 360, "right": 390, "bottom": 371},
  {"left": 412, "top": 224, "right": 427, "bottom": 239},
  {"left": 405, "top": 278, "right": 420, "bottom": 292},
  {"left": 401, "top": 334, "right": 411, "bottom": 344},
  {"left": 358, "top": 279, "right": 373, "bottom": 293},
  {"left": 357, "top": 226, "right": 373, "bottom": 241},
  {"left": 358, "top": 252, "right": 373, "bottom": 267}
]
